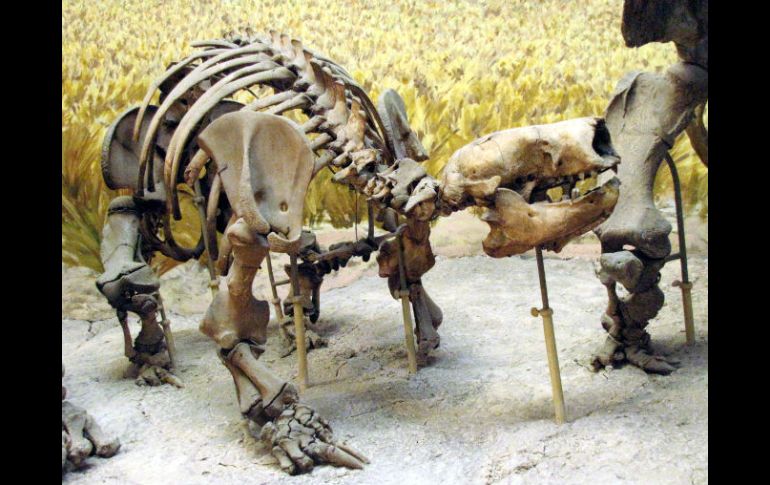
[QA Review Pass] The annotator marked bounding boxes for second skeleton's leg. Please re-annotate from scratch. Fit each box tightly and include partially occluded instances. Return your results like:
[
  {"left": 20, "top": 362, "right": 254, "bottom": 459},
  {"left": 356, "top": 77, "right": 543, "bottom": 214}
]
[
  {"left": 200, "top": 219, "right": 367, "bottom": 474},
  {"left": 592, "top": 62, "right": 707, "bottom": 374},
  {"left": 592, "top": 251, "right": 679, "bottom": 374}
]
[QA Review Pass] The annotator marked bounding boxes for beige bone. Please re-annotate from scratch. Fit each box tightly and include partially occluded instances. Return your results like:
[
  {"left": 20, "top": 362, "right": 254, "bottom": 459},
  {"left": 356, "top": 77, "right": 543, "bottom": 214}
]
[
  {"left": 482, "top": 180, "right": 619, "bottom": 257},
  {"left": 440, "top": 117, "right": 621, "bottom": 257},
  {"left": 197, "top": 111, "right": 314, "bottom": 253}
]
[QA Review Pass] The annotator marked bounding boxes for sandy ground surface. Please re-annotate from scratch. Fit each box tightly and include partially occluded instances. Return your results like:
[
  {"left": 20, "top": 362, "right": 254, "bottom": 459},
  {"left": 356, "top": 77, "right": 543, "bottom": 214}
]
[{"left": 62, "top": 210, "right": 707, "bottom": 484}]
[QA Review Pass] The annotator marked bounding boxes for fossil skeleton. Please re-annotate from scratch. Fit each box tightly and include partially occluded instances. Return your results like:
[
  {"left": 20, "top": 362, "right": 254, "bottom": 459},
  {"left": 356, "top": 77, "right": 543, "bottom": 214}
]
[
  {"left": 78, "top": 0, "right": 704, "bottom": 470},
  {"left": 590, "top": 0, "right": 707, "bottom": 375}
]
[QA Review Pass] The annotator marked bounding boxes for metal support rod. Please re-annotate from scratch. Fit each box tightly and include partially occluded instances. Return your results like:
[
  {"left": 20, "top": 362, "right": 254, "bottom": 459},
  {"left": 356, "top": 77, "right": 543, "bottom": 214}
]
[
  {"left": 117, "top": 310, "right": 136, "bottom": 360},
  {"left": 396, "top": 230, "right": 418, "bottom": 374},
  {"left": 289, "top": 254, "right": 309, "bottom": 391},
  {"left": 663, "top": 153, "right": 695, "bottom": 345},
  {"left": 265, "top": 252, "right": 286, "bottom": 323},
  {"left": 155, "top": 293, "right": 177, "bottom": 369},
  {"left": 665, "top": 252, "right": 681, "bottom": 263},
  {"left": 367, "top": 200, "right": 375, "bottom": 241},
  {"left": 193, "top": 179, "right": 218, "bottom": 296},
  {"left": 531, "top": 247, "right": 566, "bottom": 425},
  {"left": 354, "top": 192, "right": 359, "bottom": 241}
]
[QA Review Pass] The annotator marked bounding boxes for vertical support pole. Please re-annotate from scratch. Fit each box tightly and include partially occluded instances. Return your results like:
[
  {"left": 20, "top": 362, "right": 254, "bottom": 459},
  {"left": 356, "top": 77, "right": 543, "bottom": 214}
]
[
  {"left": 530, "top": 247, "right": 566, "bottom": 424},
  {"left": 396, "top": 229, "right": 419, "bottom": 374},
  {"left": 194, "top": 179, "right": 218, "bottom": 297},
  {"left": 289, "top": 254, "right": 309, "bottom": 391},
  {"left": 155, "top": 293, "right": 177, "bottom": 370},
  {"left": 354, "top": 192, "right": 359, "bottom": 241},
  {"left": 265, "top": 252, "right": 286, "bottom": 323},
  {"left": 367, "top": 200, "right": 375, "bottom": 242},
  {"left": 663, "top": 153, "right": 695, "bottom": 345}
]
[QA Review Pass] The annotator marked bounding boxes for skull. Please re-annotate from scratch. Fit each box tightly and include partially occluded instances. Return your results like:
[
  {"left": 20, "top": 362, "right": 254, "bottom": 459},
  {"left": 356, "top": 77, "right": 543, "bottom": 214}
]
[{"left": 440, "top": 117, "right": 621, "bottom": 257}]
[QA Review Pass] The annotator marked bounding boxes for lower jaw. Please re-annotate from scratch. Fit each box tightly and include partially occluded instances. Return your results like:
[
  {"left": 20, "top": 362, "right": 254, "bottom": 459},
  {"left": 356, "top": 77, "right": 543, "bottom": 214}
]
[
  {"left": 482, "top": 180, "right": 619, "bottom": 258},
  {"left": 482, "top": 211, "right": 613, "bottom": 257}
]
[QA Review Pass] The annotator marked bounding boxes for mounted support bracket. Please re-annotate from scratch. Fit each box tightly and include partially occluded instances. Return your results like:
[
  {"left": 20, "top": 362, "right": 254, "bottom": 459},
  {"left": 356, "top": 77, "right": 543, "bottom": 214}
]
[
  {"left": 662, "top": 152, "right": 695, "bottom": 345},
  {"left": 530, "top": 246, "right": 566, "bottom": 424}
]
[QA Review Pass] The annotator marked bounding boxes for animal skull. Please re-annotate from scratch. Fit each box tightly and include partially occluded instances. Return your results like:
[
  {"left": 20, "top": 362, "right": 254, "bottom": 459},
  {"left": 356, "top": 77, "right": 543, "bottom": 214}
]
[{"left": 440, "top": 117, "right": 621, "bottom": 257}]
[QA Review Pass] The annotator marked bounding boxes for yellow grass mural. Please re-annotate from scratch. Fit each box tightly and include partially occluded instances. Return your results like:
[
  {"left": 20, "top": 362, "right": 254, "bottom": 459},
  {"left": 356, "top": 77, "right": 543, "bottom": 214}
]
[{"left": 62, "top": 0, "right": 707, "bottom": 272}]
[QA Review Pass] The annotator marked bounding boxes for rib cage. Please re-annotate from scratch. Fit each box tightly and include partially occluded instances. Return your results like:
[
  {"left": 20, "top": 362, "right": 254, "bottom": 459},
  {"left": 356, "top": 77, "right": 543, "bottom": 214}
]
[{"left": 134, "top": 30, "right": 441, "bottom": 229}]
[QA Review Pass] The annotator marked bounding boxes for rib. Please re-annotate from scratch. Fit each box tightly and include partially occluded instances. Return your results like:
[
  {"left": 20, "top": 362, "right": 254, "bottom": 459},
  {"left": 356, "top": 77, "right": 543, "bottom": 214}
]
[{"left": 164, "top": 67, "right": 296, "bottom": 196}]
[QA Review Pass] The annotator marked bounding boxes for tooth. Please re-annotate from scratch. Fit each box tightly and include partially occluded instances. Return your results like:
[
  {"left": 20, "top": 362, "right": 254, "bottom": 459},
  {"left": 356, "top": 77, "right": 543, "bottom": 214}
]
[
  {"left": 571, "top": 187, "right": 580, "bottom": 199},
  {"left": 578, "top": 172, "right": 585, "bottom": 180},
  {"left": 521, "top": 180, "right": 537, "bottom": 201}
]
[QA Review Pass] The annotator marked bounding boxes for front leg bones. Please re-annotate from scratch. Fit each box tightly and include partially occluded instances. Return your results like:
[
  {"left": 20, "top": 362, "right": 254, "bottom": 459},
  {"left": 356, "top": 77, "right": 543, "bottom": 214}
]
[
  {"left": 591, "top": 3, "right": 707, "bottom": 373},
  {"left": 377, "top": 208, "right": 442, "bottom": 363},
  {"left": 592, "top": 251, "right": 679, "bottom": 374},
  {"left": 95, "top": 196, "right": 180, "bottom": 386}
]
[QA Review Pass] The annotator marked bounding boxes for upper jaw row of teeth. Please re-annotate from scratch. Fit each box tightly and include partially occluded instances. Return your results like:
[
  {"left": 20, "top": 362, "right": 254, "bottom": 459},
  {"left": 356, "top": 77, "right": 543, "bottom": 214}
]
[
  {"left": 571, "top": 165, "right": 615, "bottom": 181},
  {"left": 537, "top": 169, "right": 600, "bottom": 187},
  {"left": 572, "top": 168, "right": 609, "bottom": 180}
]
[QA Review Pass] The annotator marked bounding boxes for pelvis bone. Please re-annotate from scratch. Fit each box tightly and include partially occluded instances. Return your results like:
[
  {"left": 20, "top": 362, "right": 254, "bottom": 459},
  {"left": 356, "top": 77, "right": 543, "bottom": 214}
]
[
  {"left": 440, "top": 117, "right": 621, "bottom": 257},
  {"left": 197, "top": 111, "right": 314, "bottom": 254}
]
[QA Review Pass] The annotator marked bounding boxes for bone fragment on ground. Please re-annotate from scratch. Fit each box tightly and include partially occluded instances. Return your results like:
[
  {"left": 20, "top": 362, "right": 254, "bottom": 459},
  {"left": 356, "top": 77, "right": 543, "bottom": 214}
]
[{"left": 62, "top": 364, "right": 120, "bottom": 472}]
